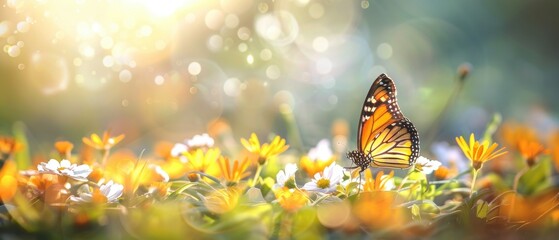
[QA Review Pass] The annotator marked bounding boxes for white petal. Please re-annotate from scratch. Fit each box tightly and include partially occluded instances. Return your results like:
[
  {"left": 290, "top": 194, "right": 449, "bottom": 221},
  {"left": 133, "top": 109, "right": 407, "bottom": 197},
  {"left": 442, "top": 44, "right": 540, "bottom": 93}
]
[
  {"left": 72, "top": 165, "right": 93, "bottom": 177},
  {"left": 69, "top": 195, "right": 85, "bottom": 203},
  {"left": 312, "top": 172, "right": 322, "bottom": 180},
  {"left": 46, "top": 159, "right": 61, "bottom": 170},
  {"left": 308, "top": 139, "right": 333, "bottom": 161},
  {"left": 284, "top": 163, "right": 298, "bottom": 176},
  {"left": 416, "top": 156, "right": 429, "bottom": 165},
  {"left": 302, "top": 182, "right": 318, "bottom": 191},
  {"left": 276, "top": 171, "right": 287, "bottom": 185},
  {"left": 60, "top": 159, "right": 72, "bottom": 168},
  {"left": 150, "top": 165, "right": 169, "bottom": 182},
  {"left": 171, "top": 143, "right": 188, "bottom": 157}
]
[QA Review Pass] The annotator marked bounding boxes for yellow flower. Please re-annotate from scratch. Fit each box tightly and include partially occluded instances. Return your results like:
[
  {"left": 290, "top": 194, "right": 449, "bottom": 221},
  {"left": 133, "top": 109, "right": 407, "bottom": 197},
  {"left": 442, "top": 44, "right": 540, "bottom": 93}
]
[
  {"left": 300, "top": 157, "right": 334, "bottom": 178},
  {"left": 183, "top": 148, "right": 221, "bottom": 181},
  {"left": 456, "top": 133, "right": 507, "bottom": 170},
  {"left": 82, "top": 130, "right": 125, "bottom": 151},
  {"left": 518, "top": 140, "right": 547, "bottom": 167},
  {"left": 241, "top": 133, "right": 289, "bottom": 165},
  {"left": 103, "top": 150, "right": 169, "bottom": 194},
  {"left": 204, "top": 187, "right": 241, "bottom": 214},
  {"left": 0, "top": 160, "right": 18, "bottom": 202},
  {"left": 274, "top": 187, "right": 308, "bottom": 213},
  {"left": 300, "top": 139, "right": 335, "bottom": 178},
  {"left": 218, "top": 157, "right": 250, "bottom": 185},
  {"left": 363, "top": 170, "right": 394, "bottom": 192}
]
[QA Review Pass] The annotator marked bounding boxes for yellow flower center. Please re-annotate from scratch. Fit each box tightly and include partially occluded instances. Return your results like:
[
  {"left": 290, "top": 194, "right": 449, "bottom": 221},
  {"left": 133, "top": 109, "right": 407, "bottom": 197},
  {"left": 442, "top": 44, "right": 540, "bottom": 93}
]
[{"left": 316, "top": 178, "right": 330, "bottom": 189}]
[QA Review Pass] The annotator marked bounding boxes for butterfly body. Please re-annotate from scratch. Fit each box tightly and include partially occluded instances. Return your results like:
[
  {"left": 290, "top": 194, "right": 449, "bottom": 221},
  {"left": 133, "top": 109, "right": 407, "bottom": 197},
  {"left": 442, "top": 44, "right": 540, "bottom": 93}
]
[{"left": 347, "top": 73, "right": 420, "bottom": 172}]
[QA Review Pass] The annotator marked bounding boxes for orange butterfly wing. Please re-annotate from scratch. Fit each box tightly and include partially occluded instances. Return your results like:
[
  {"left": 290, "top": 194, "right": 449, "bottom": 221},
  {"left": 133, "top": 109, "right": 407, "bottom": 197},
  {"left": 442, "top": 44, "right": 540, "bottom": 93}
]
[{"left": 355, "top": 74, "right": 419, "bottom": 169}]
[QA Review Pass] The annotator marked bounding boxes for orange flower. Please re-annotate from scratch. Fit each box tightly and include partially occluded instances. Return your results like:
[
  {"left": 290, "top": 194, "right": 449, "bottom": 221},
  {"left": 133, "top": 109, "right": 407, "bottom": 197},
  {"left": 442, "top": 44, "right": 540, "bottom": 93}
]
[
  {"left": 208, "top": 118, "right": 231, "bottom": 137},
  {"left": 500, "top": 122, "right": 538, "bottom": 150},
  {"left": 54, "top": 141, "right": 74, "bottom": 159},
  {"left": 0, "top": 136, "right": 22, "bottom": 160},
  {"left": 434, "top": 166, "right": 451, "bottom": 180},
  {"left": 82, "top": 131, "right": 125, "bottom": 150},
  {"left": 218, "top": 157, "right": 250, "bottom": 184},
  {"left": 550, "top": 131, "right": 559, "bottom": 172},
  {"left": 363, "top": 170, "right": 395, "bottom": 192},
  {"left": 27, "top": 173, "right": 60, "bottom": 194},
  {"left": 353, "top": 191, "right": 405, "bottom": 229},
  {"left": 154, "top": 141, "right": 174, "bottom": 160},
  {"left": 518, "top": 140, "right": 547, "bottom": 167},
  {"left": 500, "top": 192, "right": 558, "bottom": 223},
  {"left": 88, "top": 165, "right": 104, "bottom": 183},
  {"left": 456, "top": 133, "right": 507, "bottom": 170},
  {"left": 274, "top": 187, "right": 308, "bottom": 213},
  {"left": 80, "top": 145, "right": 96, "bottom": 165}
]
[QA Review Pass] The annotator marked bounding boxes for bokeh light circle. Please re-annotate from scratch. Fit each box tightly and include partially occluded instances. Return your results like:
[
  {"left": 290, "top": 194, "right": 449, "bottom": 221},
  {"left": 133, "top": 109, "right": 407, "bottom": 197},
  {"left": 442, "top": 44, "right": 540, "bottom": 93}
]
[
  {"left": 27, "top": 52, "right": 69, "bottom": 95},
  {"left": 188, "top": 62, "right": 202, "bottom": 75},
  {"left": 255, "top": 11, "right": 299, "bottom": 47}
]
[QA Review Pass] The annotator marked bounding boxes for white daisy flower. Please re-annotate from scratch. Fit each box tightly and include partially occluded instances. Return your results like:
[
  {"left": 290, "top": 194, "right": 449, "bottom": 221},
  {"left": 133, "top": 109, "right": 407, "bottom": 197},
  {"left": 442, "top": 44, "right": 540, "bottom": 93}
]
[
  {"left": 273, "top": 163, "right": 298, "bottom": 189},
  {"left": 307, "top": 139, "right": 333, "bottom": 161},
  {"left": 185, "top": 133, "right": 214, "bottom": 149},
  {"left": 171, "top": 143, "right": 188, "bottom": 158},
  {"left": 302, "top": 162, "right": 344, "bottom": 193},
  {"left": 37, "top": 159, "right": 92, "bottom": 181},
  {"left": 69, "top": 180, "right": 124, "bottom": 204},
  {"left": 415, "top": 156, "right": 442, "bottom": 175}
]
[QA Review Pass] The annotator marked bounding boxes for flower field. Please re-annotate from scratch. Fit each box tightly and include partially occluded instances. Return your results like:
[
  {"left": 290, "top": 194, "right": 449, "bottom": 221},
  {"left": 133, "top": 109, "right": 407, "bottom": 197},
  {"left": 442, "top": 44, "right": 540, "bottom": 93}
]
[{"left": 2, "top": 1, "right": 559, "bottom": 239}]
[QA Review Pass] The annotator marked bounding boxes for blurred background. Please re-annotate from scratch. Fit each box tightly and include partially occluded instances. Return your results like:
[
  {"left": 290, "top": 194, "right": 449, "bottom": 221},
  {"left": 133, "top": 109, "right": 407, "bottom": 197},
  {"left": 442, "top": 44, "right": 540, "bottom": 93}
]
[{"left": 0, "top": 0, "right": 558, "bottom": 154}]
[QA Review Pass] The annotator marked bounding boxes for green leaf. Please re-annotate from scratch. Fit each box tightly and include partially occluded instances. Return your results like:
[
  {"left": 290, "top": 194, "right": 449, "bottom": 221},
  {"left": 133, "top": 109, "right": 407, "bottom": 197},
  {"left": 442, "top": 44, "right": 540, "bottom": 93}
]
[
  {"left": 476, "top": 200, "right": 488, "bottom": 219},
  {"left": 482, "top": 113, "right": 502, "bottom": 143},
  {"left": 519, "top": 157, "right": 551, "bottom": 196},
  {"left": 245, "top": 187, "right": 266, "bottom": 204},
  {"left": 12, "top": 121, "right": 30, "bottom": 170},
  {"left": 168, "top": 182, "right": 198, "bottom": 199},
  {"left": 411, "top": 204, "right": 420, "bottom": 217},
  {"left": 260, "top": 177, "right": 275, "bottom": 198}
]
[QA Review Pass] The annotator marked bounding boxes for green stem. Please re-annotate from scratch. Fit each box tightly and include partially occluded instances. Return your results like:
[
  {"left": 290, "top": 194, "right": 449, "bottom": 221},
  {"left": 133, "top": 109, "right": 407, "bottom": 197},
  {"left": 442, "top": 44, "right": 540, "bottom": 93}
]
[
  {"left": 101, "top": 149, "right": 110, "bottom": 166},
  {"left": 512, "top": 167, "right": 528, "bottom": 194},
  {"left": 469, "top": 169, "right": 479, "bottom": 198},
  {"left": 423, "top": 76, "right": 465, "bottom": 146},
  {"left": 250, "top": 164, "right": 263, "bottom": 187},
  {"left": 509, "top": 166, "right": 529, "bottom": 222}
]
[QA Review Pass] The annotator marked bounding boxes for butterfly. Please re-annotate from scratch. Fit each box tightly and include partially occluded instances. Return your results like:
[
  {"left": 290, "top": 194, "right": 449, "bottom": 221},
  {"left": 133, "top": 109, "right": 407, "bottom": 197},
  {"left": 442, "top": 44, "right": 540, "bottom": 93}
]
[{"left": 347, "top": 73, "right": 420, "bottom": 173}]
